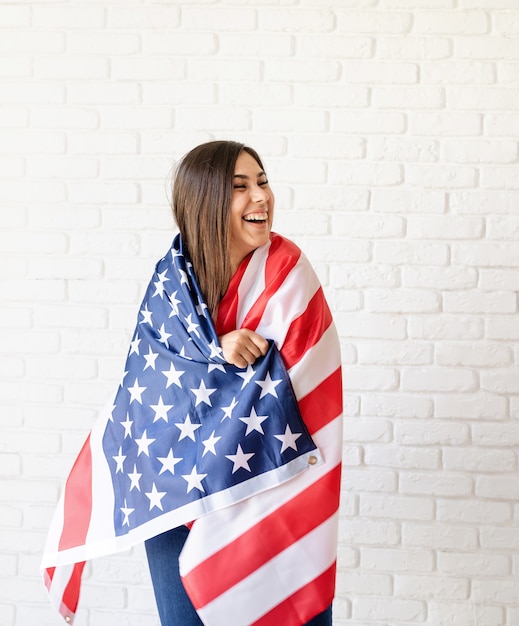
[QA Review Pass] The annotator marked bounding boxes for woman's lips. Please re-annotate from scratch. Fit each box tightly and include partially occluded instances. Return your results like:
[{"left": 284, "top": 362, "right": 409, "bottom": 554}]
[{"left": 243, "top": 211, "right": 268, "bottom": 222}]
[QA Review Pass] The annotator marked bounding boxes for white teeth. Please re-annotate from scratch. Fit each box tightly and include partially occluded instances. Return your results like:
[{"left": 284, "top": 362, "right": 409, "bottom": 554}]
[{"left": 243, "top": 212, "right": 267, "bottom": 222}]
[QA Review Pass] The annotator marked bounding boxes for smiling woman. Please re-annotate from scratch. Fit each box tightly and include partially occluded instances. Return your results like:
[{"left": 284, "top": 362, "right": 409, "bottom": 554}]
[
  {"left": 147, "top": 141, "right": 341, "bottom": 625},
  {"left": 144, "top": 141, "right": 341, "bottom": 625}
]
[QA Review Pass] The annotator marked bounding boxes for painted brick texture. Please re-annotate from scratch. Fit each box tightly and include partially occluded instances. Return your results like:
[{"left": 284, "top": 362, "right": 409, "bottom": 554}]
[{"left": 1, "top": 1, "right": 519, "bottom": 625}]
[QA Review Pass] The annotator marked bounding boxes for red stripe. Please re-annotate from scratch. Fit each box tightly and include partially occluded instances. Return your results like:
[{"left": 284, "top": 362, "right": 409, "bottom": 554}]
[
  {"left": 252, "top": 563, "right": 337, "bottom": 626},
  {"left": 183, "top": 463, "right": 342, "bottom": 609},
  {"left": 61, "top": 561, "right": 86, "bottom": 615},
  {"left": 298, "top": 367, "right": 343, "bottom": 435},
  {"left": 58, "top": 435, "right": 93, "bottom": 551},
  {"left": 44, "top": 567, "right": 55, "bottom": 587},
  {"left": 215, "top": 254, "right": 252, "bottom": 336},
  {"left": 281, "top": 287, "right": 333, "bottom": 370},
  {"left": 241, "top": 235, "right": 301, "bottom": 332}
]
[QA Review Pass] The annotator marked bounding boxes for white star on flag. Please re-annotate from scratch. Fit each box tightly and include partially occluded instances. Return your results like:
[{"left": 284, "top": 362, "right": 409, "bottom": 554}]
[
  {"left": 162, "top": 362, "right": 185, "bottom": 388},
  {"left": 202, "top": 431, "right": 221, "bottom": 457},
  {"left": 182, "top": 466, "right": 207, "bottom": 493},
  {"left": 184, "top": 313, "right": 200, "bottom": 337},
  {"left": 255, "top": 371, "right": 282, "bottom": 398},
  {"left": 121, "top": 414, "right": 133, "bottom": 439},
  {"left": 129, "top": 334, "right": 141, "bottom": 356},
  {"left": 157, "top": 323, "right": 172, "bottom": 346},
  {"left": 221, "top": 397, "right": 238, "bottom": 421},
  {"left": 128, "top": 465, "right": 142, "bottom": 491},
  {"left": 179, "top": 346, "right": 192, "bottom": 360},
  {"left": 120, "top": 499, "right": 134, "bottom": 527},
  {"left": 190, "top": 379, "right": 217, "bottom": 407},
  {"left": 236, "top": 364, "right": 255, "bottom": 389},
  {"left": 109, "top": 403, "right": 117, "bottom": 423},
  {"left": 118, "top": 372, "right": 128, "bottom": 389},
  {"left": 112, "top": 447, "right": 126, "bottom": 473},
  {"left": 175, "top": 414, "right": 201, "bottom": 441},
  {"left": 225, "top": 444, "right": 255, "bottom": 474},
  {"left": 208, "top": 362, "right": 226, "bottom": 373},
  {"left": 127, "top": 378, "right": 146, "bottom": 404},
  {"left": 139, "top": 303, "right": 153, "bottom": 325},
  {"left": 239, "top": 407, "right": 269, "bottom": 435},
  {"left": 274, "top": 425, "right": 303, "bottom": 453},
  {"left": 143, "top": 346, "right": 159, "bottom": 371},
  {"left": 168, "top": 291, "right": 181, "bottom": 317},
  {"left": 208, "top": 340, "right": 223, "bottom": 360},
  {"left": 195, "top": 299, "right": 209, "bottom": 317},
  {"left": 135, "top": 430, "right": 155, "bottom": 456},
  {"left": 150, "top": 396, "right": 173, "bottom": 423},
  {"left": 145, "top": 483, "right": 167, "bottom": 511},
  {"left": 152, "top": 270, "right": 169, "bottom": 298},
  {"left": 157, "top": 449, "right": 183, "bottom": 475}
]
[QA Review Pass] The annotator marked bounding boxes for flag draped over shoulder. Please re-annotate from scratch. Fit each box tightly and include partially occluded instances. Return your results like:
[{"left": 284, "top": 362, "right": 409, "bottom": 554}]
[{"left": 42, "top": 232, "right": 343, "bottom": 626}]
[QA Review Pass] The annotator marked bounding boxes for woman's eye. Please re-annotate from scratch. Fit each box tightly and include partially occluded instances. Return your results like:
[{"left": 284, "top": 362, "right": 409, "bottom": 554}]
[{"left": 233, "top": 180, "right": 268, "bottom": 190}]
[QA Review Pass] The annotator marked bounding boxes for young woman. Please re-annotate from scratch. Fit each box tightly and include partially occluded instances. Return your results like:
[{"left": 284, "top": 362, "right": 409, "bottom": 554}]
[
  {"left": 144, "top": 141, "right": 341, "bottom": 625},
  {"left": 43, "top": 141, "right": 342, "bottom": 626}
]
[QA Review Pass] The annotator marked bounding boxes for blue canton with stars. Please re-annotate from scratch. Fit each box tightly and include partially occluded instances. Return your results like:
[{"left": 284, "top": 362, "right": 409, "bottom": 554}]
[{"left": 102, "top": 234, "right": 317, "bottom": 535}]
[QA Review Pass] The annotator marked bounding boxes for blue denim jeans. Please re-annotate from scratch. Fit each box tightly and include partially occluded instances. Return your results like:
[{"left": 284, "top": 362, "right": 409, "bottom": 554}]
[{"left": 145, "top": 525, "right": 332, "bottom": 626}]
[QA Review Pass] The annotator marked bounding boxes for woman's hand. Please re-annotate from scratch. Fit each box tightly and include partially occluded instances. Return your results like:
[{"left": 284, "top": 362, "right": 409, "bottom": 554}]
[{"left": 218, "top": 329, "right": 269, "bottom": 368}]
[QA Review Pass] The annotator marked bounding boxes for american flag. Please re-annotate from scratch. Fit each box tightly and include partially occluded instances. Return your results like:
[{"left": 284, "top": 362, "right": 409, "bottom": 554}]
[{"left": 42, "top": 232, "right": 342, "bottom": 625}]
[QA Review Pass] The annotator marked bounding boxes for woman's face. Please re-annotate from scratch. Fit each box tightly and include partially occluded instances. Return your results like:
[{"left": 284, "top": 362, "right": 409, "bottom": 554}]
[{"left": 229, "top": 150, "right": 275, "bottom": 273}]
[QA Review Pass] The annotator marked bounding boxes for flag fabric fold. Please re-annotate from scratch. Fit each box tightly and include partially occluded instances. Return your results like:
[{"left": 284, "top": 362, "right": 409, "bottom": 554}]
[{"left": 42, "top": 232, "right": 342, "bottom": 625}]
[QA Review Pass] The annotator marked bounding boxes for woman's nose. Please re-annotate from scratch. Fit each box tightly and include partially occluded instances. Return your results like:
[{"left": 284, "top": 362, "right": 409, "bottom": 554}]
[{"left": 252, "top": 185, "right": 268, "bottom": 202}]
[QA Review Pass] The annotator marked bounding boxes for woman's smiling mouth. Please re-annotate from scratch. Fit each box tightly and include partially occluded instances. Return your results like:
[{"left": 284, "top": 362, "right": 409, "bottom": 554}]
[{"left": 243, "top": 211, "right": 268, "bottom": 223}]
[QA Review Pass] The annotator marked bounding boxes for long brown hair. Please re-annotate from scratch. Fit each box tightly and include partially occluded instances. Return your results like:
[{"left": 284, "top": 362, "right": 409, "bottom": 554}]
[{"left": 172, "top": 140, "right": 264, "bottom": 316}]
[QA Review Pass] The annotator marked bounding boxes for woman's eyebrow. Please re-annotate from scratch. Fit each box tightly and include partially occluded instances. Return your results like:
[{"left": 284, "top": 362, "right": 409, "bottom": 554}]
[{"left": 233, "top": 171, "right": 267, "bottom": 180}]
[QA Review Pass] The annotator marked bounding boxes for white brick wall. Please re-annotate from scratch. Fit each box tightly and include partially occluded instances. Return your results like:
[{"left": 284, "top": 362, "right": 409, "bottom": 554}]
[{"left": 1, "top": 1, "right": 518, "bottom": 624}]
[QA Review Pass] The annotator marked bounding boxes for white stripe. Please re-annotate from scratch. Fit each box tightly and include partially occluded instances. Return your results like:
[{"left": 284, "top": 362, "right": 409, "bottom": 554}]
[
  {"left": 288, "top": 323, "right": 341, "bottom": 400},
  {"left": 254, "top": 253, "right": 321, "bottom": 348},
  {"left": 85, "top": 400, "right": 118, "bottom": 546},
  {"left": 46, "top": 562, "right": 74, "bottom": 613},
  {"left": 197, "top": 515, "right": 339, "bottom": 626},
  {"left": 235, "top": 240, "right": 270, "bottom": 328},
  {"left": 179, "top": 415, "right": 342, "bottom": 573}
]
